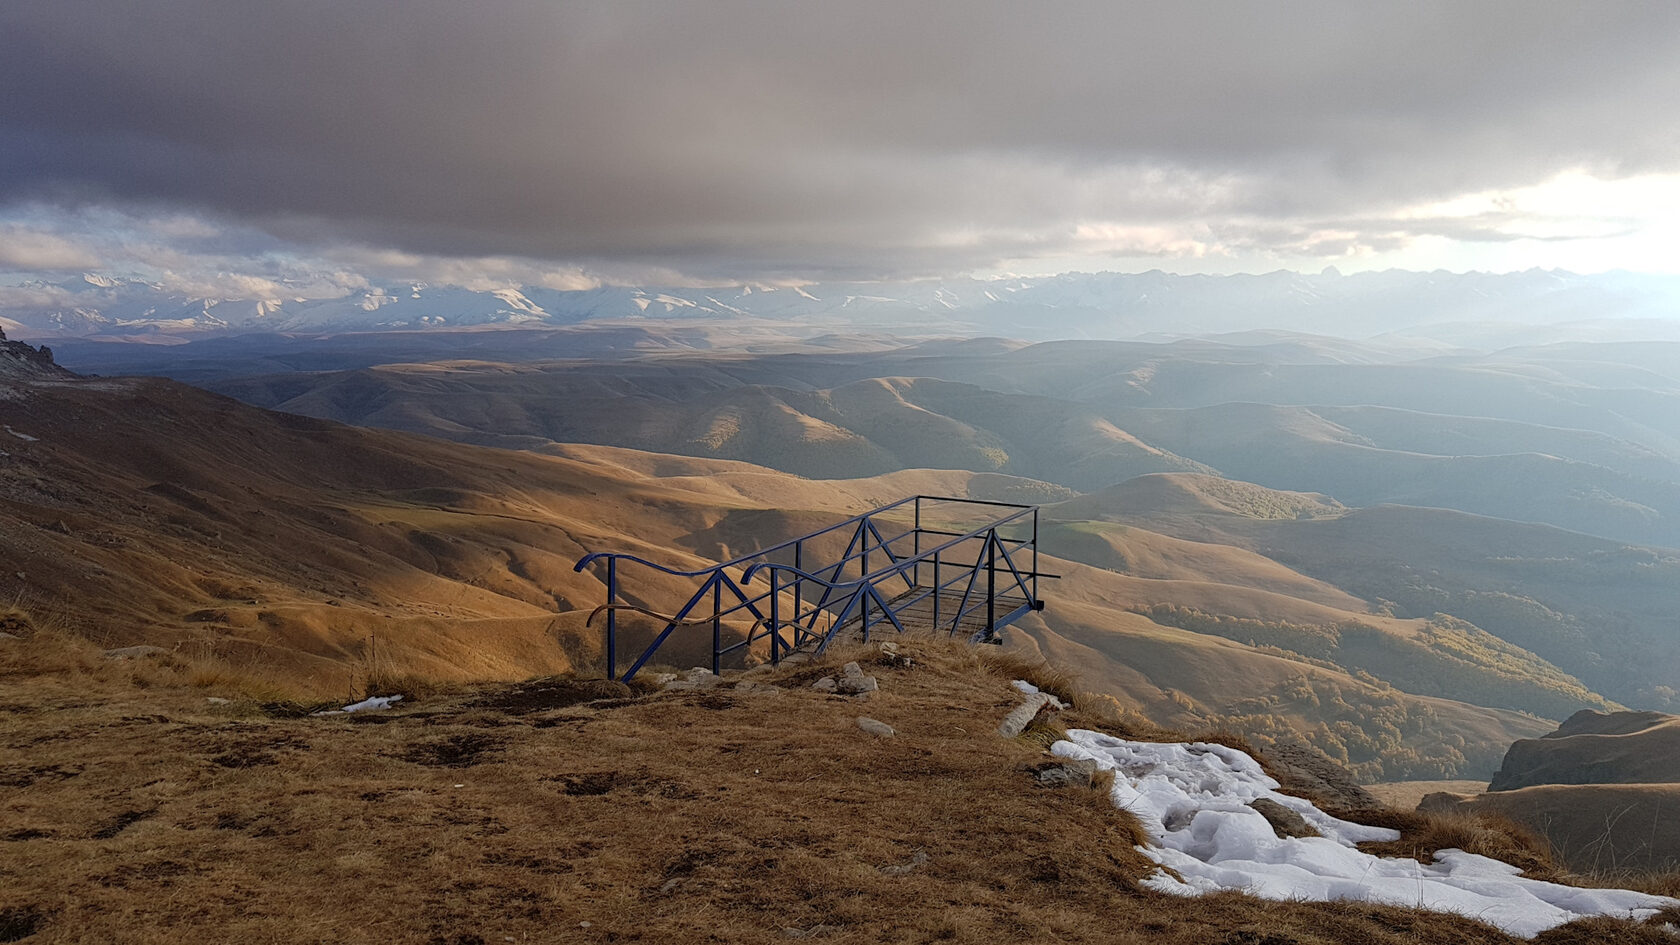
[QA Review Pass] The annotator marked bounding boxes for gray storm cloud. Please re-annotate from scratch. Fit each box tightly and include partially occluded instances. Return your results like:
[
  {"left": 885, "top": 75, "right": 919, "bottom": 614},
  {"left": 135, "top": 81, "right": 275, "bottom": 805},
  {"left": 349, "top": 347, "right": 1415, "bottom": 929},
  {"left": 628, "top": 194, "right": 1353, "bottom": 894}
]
[{"left": 3, "top": 0, "right": 1678, "bottom": 279}]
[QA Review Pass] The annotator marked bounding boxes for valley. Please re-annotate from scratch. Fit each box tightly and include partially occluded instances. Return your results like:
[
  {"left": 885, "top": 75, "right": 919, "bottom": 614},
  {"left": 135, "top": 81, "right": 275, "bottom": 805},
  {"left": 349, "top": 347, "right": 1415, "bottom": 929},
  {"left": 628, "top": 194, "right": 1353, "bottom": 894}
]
[{"left": 14, "top": 323, "right": 1680, "bottom": 783}]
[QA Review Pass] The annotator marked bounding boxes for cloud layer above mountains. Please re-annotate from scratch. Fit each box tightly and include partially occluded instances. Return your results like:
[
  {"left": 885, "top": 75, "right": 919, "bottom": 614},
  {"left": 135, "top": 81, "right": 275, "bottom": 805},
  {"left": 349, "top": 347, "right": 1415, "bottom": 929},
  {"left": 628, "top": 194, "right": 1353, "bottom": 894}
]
[{"left": 4, "top": 1, "right": 1680, "bottom": 283}]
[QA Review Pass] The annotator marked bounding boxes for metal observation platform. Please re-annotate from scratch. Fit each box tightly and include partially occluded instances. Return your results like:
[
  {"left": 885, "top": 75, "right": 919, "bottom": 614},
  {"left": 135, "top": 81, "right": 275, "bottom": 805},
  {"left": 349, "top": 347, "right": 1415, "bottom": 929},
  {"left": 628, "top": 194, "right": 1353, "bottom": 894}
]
[{"left": 572, "top": 496, "right": 1048, "bottom": 682}]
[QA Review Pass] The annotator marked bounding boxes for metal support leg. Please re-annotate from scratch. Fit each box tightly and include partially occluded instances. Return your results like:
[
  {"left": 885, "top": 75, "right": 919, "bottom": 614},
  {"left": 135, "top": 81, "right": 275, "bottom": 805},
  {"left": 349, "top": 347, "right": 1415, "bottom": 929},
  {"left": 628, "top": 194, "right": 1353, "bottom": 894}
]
[
  {"left": 606, "top": 557, "right": 618, "bottom": 680},
  {"left": 987, "top": 531, "right": 996, "bottom": 639},
  {"left": 793, "top": 542, "right": 803, "bottom": 636},
  {"left": 712, "top": 579, "right": 722, "bottom": 675},
  {"left": 769, "top": 569, "right": 781, "bottom": 666},
  {"left": 932, "top": 551, "right": 941, "bottom": 632}
]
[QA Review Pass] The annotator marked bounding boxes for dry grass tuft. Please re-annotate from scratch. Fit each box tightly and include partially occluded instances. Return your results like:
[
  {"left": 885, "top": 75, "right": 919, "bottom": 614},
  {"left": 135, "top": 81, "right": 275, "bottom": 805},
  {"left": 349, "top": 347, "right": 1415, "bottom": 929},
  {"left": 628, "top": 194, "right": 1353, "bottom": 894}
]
[
  {"left": 1019, "top": 709, "right": 1070, "bottom": 750},
  {"left": 977, "top": 648, "right": 1081, "bottom": 704},
  {"left": 1340, "top": 807, "right": 1559, "bottom": 877},
  {"left": 1188, "top": 728, "right": 1264, "bottom": 758},
  {"left": 0, "top": 624, "right": 103, "bottom": 679},
  {"left": 0, "top": 618, "right": 315, "bottom": 705},
  {"left": 0, "top": 603, "right": 36, "bottom": 638},
  {"left": 1530, "top": 915, "right": 1680, "bottom": 944}
]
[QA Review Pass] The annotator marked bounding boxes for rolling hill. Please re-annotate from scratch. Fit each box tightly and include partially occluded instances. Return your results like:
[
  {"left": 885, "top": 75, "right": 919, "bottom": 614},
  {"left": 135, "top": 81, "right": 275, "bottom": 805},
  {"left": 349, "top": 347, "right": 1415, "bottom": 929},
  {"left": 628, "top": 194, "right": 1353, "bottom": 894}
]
[
  {"left": 1, "top": 368, "right": 1582, "bottom": 780},
  {"left": 183, "top": 334, "right": 1680, "bottom": 547}
]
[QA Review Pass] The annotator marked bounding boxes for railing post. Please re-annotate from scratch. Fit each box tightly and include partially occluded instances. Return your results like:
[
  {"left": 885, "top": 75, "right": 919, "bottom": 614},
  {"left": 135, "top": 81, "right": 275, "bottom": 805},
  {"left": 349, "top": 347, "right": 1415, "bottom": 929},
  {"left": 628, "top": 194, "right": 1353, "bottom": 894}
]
[
  {"left": 793, "top": 541, "right": 803, "bottom": 629},
  {"left": 932, "top": 550, "right": 942, "bottom": 631},
  {"left": 712, "top": 577, "right": 723, "bottom": 676},
  {"left": 913, "top": 497, "right": 922, "bottom": 588},
  {"left": 606, "top": 557, "right": 618, "bottom": 680},
  {"left": 861, "top": 526, "right": 870, "bottom": 580},
  {"left": 860, "top": 589, "right": 870, "bottom": 641},
  {"left": 987, "top": 530, "right": 997, "bottom": 638},
  {"left": 769, "top": 568, "right": 781, "bottom": 666},
  {"left": 1032, "top": 508, "right": 1039, "bottom": 607}
]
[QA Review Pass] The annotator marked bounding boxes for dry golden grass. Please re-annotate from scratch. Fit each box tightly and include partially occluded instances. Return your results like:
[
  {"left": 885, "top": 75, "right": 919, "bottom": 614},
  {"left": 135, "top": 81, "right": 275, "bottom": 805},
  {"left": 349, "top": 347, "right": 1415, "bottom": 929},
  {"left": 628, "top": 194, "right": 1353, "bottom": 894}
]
[
  {"left": 1340, "top": 807, "right": 1560, "bottom": 877},
  {"left": 6, "top": 635, "right": 1674, "bottom": 944}
]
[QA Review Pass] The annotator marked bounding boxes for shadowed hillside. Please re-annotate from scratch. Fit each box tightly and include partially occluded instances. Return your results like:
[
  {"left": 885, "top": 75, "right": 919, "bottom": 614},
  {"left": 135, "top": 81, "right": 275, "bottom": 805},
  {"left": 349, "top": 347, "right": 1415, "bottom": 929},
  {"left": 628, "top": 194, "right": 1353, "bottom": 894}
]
[{"left": 198, "top": 335, "right": 1680, "bottom": 546}]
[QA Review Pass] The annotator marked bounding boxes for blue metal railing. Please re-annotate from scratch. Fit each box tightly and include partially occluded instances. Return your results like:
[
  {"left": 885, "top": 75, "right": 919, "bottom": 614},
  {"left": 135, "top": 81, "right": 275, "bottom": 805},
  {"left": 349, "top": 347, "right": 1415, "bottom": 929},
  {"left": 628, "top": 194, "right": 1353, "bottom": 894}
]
[{"left": 572, "top": 496, "right": 1048, "bottom": 681}]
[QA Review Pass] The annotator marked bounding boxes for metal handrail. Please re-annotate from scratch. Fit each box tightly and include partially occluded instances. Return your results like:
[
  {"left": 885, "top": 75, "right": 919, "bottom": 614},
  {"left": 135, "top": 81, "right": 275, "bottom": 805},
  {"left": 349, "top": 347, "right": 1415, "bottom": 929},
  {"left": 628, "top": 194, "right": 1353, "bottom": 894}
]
[
  {"left": 739, "top": 506, "right": 1036, "bottom": 586},
  {"left": 572, "top": 496, "right": 1045, "bottom": 680}
]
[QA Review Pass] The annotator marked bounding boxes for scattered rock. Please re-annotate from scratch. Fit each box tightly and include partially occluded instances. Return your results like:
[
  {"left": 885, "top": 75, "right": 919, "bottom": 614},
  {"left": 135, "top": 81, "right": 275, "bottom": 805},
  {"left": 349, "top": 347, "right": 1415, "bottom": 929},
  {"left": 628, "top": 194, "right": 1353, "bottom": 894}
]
[
  {"left": 998, "top": 692, "right": 1061, "bottom": 737},
  {"left": 666, "top": 668, "right": 724, "bottom": 691},
  {"left": 877, "top": 642, "right": 913, "bottom": 668},
  {"left": 811, "top": 677, "right": 837, "bottom": 692},
  {"left": 835, "top": 675, "right": 878, "bottom": 694},
  {"left": 841, "top": 661, "right": 865, "bottom": 679},
  {"left": 856, "top": 717, "right": 895, "bottom": 737},
  {"left": 1035, "top": 759, "right": 1101, "bottom": 788},
  {"left": 733, "top": 681, "right": 781, "bottom": 695},
  {"left": 1262, "top": 742, "right": 1381, "bottom": 810},
  {"left": 1247, "top": 797, "right": 1320, "bottom": 839},
  {"left": 880, "top": 850, "right": 928, "bottom": 875},
  {"left": 101, "top": 645, "right": 169, "bottom": 660},
  {"left": 205, "top": 697, "right": 231, "bottom": 705}
]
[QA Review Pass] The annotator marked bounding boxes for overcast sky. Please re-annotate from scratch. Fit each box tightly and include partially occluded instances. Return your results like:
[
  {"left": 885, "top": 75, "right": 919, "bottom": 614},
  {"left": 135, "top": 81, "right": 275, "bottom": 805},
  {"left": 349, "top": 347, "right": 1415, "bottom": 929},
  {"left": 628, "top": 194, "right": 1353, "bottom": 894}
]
[{"left": 3, "top": 0, "right": 1679, "bottom": 293}]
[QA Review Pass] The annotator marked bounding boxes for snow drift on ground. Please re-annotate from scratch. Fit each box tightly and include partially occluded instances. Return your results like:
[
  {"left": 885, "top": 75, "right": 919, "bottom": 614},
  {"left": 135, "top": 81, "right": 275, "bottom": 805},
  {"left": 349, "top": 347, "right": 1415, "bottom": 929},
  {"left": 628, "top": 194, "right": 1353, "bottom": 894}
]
[
  {"left": 1051, "top": 729, "right": 1678, "bottom": 938},
  {"left": 311, "top": 695, "right": 403, "bottom": 716}
]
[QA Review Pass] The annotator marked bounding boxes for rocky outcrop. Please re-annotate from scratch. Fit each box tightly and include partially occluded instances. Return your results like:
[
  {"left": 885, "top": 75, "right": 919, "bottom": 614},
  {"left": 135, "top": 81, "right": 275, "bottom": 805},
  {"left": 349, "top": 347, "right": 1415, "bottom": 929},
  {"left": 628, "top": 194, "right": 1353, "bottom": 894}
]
[
  {"left": 1489, "top": 709, "right": 1680, "bottom": 791},
  {"left": 1263, "top": 742, "right": 1381, "bottom": 810},
  {"left": 0, "top": 327, "right": 73, "bottom": 380}
]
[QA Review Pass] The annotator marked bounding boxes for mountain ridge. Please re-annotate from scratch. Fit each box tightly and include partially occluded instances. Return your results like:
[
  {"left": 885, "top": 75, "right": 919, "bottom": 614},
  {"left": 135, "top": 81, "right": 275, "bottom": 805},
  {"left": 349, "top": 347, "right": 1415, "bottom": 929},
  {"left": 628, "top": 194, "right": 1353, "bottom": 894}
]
[{"left": 9, "top": 268, "right": 1680, "bottom": 343}]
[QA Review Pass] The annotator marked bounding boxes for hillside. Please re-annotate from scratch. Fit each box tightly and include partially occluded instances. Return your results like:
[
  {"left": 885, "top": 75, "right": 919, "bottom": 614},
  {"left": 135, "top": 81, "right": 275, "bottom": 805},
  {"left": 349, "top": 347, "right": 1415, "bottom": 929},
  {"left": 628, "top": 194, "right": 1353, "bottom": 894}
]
[
  {"left": 1087, "top": 475, "right": 1680, "bottom": 712},
  {"left": 0, "top": 372, "right": 1082, "bottom": 695}
]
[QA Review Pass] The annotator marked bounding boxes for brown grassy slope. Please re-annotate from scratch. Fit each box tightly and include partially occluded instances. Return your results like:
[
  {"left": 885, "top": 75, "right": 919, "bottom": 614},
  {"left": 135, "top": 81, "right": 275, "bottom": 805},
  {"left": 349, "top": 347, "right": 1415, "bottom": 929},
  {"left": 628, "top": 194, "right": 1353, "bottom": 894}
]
[
  {"left": 1045, "top": 518, "right": 1368, "bottom": 610},
  {"left": 0, "top": 376, "right": 1044, "bottom": 697},
  {"left": 1010, "top": 600, "right": 1554, "bottom": 781},
  {"left": 6, "top": 634, "right": 1663, "bottom": 945}
]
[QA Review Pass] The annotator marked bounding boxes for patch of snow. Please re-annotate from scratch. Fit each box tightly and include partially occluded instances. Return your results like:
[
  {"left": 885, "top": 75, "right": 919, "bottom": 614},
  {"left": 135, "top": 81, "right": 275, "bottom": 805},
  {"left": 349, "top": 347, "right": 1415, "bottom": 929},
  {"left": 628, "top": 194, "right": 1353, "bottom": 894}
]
[
  {"left": 1054, "top": 731, "right": 1678, "bottom": 938},
  {"left": 5, "top": 425, "right": 39, "bottom": 442},
  {"left": 312, "top": 694, "right": 403, "bottom": 716},
  {"left": 1011, "top": 679, "right": 1040, "bottom": 695}
]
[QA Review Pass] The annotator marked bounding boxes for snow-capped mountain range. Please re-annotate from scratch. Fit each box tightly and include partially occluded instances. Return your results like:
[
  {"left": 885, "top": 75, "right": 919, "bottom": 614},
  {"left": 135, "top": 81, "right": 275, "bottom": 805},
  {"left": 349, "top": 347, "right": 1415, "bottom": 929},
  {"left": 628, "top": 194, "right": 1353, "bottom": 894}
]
[{"left": 4, "top": 268, "right": 1678, "bottom": 342}]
